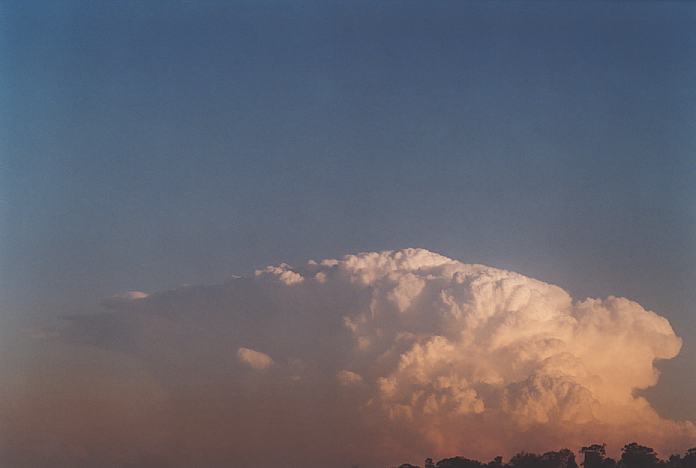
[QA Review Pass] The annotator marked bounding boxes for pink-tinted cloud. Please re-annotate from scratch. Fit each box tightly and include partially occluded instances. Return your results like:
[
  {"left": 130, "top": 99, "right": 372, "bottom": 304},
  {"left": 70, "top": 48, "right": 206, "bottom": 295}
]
[{"left": 3, "top": 249, "right": 694, "bottom": 467}]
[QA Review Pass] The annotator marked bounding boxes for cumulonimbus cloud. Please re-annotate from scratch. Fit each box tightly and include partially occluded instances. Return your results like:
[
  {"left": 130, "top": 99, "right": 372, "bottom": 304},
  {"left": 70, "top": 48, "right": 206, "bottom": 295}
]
[{"left": 4, "top": 249, "right": 694, "bottom": 467}]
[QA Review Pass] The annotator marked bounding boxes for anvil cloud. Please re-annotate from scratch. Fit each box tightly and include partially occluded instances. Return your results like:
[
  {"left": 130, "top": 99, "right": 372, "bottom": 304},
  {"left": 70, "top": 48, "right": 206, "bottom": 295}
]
[{"left": 3, "top": 249, "right": 694, "bottom": 467}]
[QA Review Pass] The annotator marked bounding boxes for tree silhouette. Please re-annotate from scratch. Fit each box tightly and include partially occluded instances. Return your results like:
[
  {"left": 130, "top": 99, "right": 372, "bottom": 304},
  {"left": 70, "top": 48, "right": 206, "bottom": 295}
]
[
  {"left": 619, "top": 443, "right": 659, "bottom": 468},
  {"left": 582, "top": 445, "right": 607, "bottom": 465},
  {"left": 684, "top": 448, "right": 696, "bottom": 468},
  {"left": 663, "top": 447, "right": 696, "bottom": 468},
  {"left": 581, "top": 444, "right": 615, "bottom": 468},
  {"left": 540, "top": 449, "right": 578, "bottom": 468},
  {"left": 393, "top": 443, "right": 696, "bottom": 468},
  {"left": 509, "top": 452, "right": 542, "bottom": 468},
  {"left": 436, "top": 456, "right": 484, "bottom": 468}
]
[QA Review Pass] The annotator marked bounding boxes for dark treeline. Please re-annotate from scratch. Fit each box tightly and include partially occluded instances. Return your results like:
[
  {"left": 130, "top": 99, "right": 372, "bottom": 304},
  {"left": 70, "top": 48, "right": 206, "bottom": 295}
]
[{"left": 395, "top": 443, "right": 696, "bottom": 468}]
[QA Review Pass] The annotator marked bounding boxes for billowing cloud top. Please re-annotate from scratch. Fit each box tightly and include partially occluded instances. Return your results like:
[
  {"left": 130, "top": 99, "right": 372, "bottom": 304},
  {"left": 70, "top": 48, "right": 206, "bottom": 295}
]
[{"left": 4, "top": 249, "right": 694, "bottom": 467}]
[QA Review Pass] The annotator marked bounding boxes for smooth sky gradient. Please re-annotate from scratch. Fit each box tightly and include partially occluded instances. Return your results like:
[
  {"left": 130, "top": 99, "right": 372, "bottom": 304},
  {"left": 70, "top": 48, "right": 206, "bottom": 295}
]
[{"left": 1, "top": 0, "right": 695, "bottom": 423}]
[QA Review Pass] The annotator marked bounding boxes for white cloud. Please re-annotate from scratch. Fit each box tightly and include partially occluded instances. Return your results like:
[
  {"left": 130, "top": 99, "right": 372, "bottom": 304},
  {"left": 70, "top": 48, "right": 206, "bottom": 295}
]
[
  {"left": 255, "top": 263, "right": 304, "bottom": 285},
  {"left": 237, "top": 347, "right": 274, "bottom": 370},
  {"left": 14, "top": 248, "right": 695, "bottom": 466},
  {"left": 100, "top": 290, "right": 149, "bottom": 308},
  {"left": 337, "top": 370, "right": 363, "bottom": 386}
]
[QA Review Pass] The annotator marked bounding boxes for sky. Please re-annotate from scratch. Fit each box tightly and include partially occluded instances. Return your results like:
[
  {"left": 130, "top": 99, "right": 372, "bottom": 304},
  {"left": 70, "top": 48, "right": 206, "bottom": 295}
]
[{"left": 1, "top": 1, "right": 695, "bottom": 466}]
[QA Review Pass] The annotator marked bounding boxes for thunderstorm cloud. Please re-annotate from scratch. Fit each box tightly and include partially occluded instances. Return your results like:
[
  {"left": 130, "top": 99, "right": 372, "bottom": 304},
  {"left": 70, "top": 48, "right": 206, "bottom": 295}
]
[{"left": 3, "top": 249, "right": 694, "bottom": 467}]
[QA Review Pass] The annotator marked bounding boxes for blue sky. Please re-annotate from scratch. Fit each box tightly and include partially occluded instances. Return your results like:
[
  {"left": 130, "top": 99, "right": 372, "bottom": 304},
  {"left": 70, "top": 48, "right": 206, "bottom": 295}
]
[{"left": 1, "top": 1, "right": 695, "bottom": 422}]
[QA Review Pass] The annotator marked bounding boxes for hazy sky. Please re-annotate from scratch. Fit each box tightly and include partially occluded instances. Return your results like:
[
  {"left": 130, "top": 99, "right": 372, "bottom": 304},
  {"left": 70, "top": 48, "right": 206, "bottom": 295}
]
[{"left": 1, "top": 2, "right": 695, "bottom": 465}]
